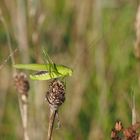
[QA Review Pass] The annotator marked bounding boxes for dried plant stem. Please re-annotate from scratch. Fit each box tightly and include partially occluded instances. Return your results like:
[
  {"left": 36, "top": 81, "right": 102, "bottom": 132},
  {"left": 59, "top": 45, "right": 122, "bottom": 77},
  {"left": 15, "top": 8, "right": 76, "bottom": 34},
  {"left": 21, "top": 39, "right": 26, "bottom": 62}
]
[
  {"left": 14, "top": 72, "right": 30, "bottom": 140},
  {"left": 17, "top": 0, "right": 29, "bottom": 63},
  {"left": 0, "top": 11, "right": 29, "bottom": 140},
  {"left": 47, "top": 109, "right": 57, "bottom": 140},
  {"left": 22, "top": 102, "right": 29, "bottom": 140},
  {"left": 18, "top": 95, "right": 29, "bottom": 140},
  {"left": 135, "top": 5, "right": 140, "bottom": 58},
  {"left": 16, "top": 0, "right": 30, "bottom": 137},
  {"left": 132, "top": 91, "right": 136, "bottom": 125}
]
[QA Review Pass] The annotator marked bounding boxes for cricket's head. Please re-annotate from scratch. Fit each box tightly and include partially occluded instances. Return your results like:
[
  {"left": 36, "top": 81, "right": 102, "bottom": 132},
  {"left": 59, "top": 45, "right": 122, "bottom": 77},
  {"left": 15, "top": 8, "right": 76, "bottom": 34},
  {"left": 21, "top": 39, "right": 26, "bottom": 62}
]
[{"left": 58, "top": 65, "right": 73, "bottom": 77}]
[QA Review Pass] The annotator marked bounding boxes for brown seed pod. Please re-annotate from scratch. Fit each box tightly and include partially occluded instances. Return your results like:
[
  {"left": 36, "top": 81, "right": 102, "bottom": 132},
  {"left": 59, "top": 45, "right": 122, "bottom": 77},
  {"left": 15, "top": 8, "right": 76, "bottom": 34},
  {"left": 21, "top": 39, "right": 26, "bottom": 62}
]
[
  {"left": 111, "top": 128, "right": 122, "bottom": 140},
  {"left": 132, "top": 122, "right": 140, "bottom": 131},
  {"left": 115, "top": 120, "right": 123, "bottom": 132},
  {"left": 13, "top": 72, "right": 30, "bottom": 97},
  {"left": 111, "top": 128, "right": 117, "bottom": 139},
  {"left": 46, "top": 79, "right": 65, "bottom": 110},
  {"left": 123, "top": 122, "right": 140, "bottom": 140},
  {"left": 111, "top": 120, "right": 124, "bottom": 140},
  {"left": 123, "top": 128, "right": 139, "bottom": 140}
]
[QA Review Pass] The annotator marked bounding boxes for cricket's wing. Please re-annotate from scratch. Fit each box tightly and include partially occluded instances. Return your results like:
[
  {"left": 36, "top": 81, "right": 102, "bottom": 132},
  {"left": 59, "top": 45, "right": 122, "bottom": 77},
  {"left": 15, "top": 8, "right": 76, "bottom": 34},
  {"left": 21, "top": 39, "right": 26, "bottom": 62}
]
[
  {"left": 30, "top": 65, "right": 73, "bottom": 80},
  {"left": 30, "top": 71, "right": 63, "bottom": 80}
]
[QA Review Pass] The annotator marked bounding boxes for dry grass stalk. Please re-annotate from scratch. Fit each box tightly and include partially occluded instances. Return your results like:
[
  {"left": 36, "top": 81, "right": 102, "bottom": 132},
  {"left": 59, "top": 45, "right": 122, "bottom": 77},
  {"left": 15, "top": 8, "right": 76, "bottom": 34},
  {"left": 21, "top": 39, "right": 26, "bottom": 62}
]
[
  {"left": 132, "top": 92, "right": 136, "bottom": 125},
  {"left": 0, "top": 9, "right": 30, "bottom": 140},
  {"left": 17, "top": 0, "right": 29, "bottom": 63},
  {"left": 46, "top": 79, "right": 65, "bottom": 140},
  {"left": 47, "top": 109, "right": 57, "bottom": 140},
  {"left": 13, "top": 72, "right": 30, "bottom": 140},
  {"left": 134, "top": 5, "right": 140, "bottom": 59}
]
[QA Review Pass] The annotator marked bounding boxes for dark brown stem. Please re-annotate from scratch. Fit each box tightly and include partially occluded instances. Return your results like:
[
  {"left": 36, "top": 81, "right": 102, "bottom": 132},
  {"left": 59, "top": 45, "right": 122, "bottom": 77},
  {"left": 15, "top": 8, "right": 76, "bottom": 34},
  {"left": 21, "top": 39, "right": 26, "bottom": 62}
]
[{"left": 47, "top": 108, "right": 57, "bottom": 140}]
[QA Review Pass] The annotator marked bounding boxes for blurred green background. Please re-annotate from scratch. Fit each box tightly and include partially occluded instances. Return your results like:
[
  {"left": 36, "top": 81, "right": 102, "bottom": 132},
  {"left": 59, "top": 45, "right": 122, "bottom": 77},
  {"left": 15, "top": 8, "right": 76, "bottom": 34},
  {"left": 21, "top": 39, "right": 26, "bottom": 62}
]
[{"left": 0, "top": 0, "right": 139, "bottom": 139}]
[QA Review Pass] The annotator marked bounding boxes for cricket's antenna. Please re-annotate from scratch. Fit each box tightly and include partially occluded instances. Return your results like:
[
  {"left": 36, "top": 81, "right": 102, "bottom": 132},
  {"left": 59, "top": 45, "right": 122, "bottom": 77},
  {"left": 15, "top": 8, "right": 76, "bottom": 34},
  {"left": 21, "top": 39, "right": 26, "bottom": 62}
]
[
  {"left": 0, "top": 48, "right": 18, "bottom": 70},
  {"left": 0, "top": 9, "right": 17, "bottom": 71},
  {"left": 42, "top": 47, "right": 55, "bottom": 78},
  {"left": 42, "top": 47, "right": 53, "bottom": 64}
]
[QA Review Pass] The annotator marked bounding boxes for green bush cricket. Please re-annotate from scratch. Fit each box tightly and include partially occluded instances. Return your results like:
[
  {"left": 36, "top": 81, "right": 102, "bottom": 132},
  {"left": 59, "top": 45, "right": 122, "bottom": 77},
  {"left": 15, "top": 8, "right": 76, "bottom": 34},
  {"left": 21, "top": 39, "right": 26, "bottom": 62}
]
[{"left": 13, "top": 48, "right": 73, "bottom": 80}]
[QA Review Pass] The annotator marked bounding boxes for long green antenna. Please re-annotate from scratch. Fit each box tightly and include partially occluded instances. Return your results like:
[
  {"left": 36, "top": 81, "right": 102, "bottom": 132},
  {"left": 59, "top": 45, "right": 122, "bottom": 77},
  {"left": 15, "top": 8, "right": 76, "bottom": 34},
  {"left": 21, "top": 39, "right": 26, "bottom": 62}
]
[
  {"left": 0, "top": 11, "right": 15, "bottom": 65},
  {"left": 42, "top": 47, "right": 53, "bottom": 64},
  {"left": 0, "top": 10, "right": 18, "bottom": 72},
  {"left": 42, "top": 47, "right": 60, "bottom": 78}
]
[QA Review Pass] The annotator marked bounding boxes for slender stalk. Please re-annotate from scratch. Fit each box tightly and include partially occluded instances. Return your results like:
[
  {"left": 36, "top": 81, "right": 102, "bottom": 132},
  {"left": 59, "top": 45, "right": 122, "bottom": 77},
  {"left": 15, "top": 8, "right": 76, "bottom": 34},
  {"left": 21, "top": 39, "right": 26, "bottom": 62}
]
[
  {"left": 0, "top": 11, "right": 29, "bottom": 140},
  {"left": 18, "top": 95, "right": 29, "bottom": 140},
  {"left": 17, "top": 0, "right": 29, "bottom": 63},
  {"left": 47, "top": 109, "right": 57, "bottom": 140},
  {"left": 14, "top": 73, "right": 29, "bottom": 140},
  {"left": 132, "top": 91, "right": 136, "bottom": 125},
  {"left": 22, "top": 99, "right": 29, "bottom": 140},
  {"left": 16, "top": 0, "right": 30, "bottom": 138}
]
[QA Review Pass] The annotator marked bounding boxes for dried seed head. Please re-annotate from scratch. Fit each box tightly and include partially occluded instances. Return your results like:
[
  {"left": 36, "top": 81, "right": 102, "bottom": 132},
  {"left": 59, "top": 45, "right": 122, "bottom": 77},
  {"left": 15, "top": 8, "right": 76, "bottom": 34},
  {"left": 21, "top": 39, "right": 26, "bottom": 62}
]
[
  {"left": 115, "top": 120, "right": 123, "bottom": 131},
  {"left": 123, "top": 128, "right": 135, "bottom": 139},
  {"left": 111, "top": 120, "right": 124, "bottom": 140},
  {"left": 123, "top": 122, "right": 140, "bottom": 140},
  {"left": 13, "top": 72, "right": 30, "bottom": 96},
  {"left": 111, "top": 121, "right": 140, "bottom": 140},
  {"left": 46, "top": 79, "right": 65, "bottom": 110},
  {"left": 111, "top": 128, "right": 117, "bottom": 139},
  {"left": 132, "top": 122, "right": 140, "bottom": 131},
  {"left": 111, "top": 128, "right": 122, "bottom": 140}
]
